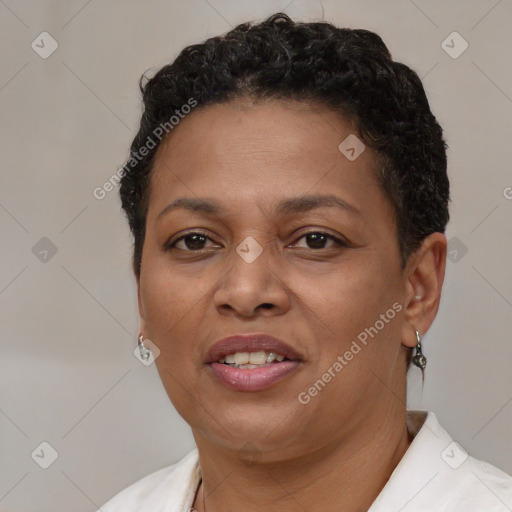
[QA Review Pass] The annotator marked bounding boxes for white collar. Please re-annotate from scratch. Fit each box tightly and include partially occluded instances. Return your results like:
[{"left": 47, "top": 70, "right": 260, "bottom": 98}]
[{"left": 100, "top": 410, "right": 512, "bottom": 511}]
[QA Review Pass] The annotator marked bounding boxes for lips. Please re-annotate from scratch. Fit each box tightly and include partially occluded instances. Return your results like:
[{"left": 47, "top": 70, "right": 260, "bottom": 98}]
[
  {"left": 205, "top": 333, "right": 303, "bottom": 391},
  {"left": 205, "top": 333, "right": 302, "bottom": 364}
]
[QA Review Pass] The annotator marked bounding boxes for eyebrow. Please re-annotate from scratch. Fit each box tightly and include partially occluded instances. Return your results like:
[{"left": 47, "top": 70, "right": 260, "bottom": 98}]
[{"left": 156, "top": 194, "right": 361, "bottom": 223}]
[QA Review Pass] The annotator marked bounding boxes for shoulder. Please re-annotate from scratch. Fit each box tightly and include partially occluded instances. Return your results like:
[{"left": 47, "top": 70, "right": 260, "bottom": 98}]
[
  {"left": 426, "top": 412, "right": 512, "bottom": 510},
  {"left": 97, "top": 448, "right": 200, "bottom": 512},
  {"left": 443, "top": 452, "right": 512, "bottom": 511},
  {"left": 370, "top": 411, "right": 512, "bottom": 511}
]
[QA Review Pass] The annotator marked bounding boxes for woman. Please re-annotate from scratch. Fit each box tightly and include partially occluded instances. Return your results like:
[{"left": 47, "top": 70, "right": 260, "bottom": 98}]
[{"left": 99, "top": 12, "right": 512, "bottom": 511}]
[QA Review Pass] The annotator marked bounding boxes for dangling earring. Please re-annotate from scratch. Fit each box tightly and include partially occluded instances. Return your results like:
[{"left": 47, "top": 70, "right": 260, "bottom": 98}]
[
  {"left": 412, "top": 330, "right": 427, "bottom": 371},
  {"left": 138, "top": 335, "right": 151, "bottom": 361}
]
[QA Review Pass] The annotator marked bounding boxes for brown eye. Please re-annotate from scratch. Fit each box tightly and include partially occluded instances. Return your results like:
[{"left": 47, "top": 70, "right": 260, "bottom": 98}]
[
  {"left": 291, "top": 231, "right": 348, "bottom": 250},
  {"left": 166, "top": 232, "right": 218, "bottom": 251}
]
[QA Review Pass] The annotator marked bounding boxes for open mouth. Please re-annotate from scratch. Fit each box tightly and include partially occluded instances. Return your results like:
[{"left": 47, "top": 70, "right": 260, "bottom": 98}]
[
  {"left": 218, "top": 350, "right": 291, "bottom": 369},
  {"left": 209, "top": 351, "right": 301, "bottom": 391},
  {"left": 205, "top": 333, "right": 303, "bottom": 391}
]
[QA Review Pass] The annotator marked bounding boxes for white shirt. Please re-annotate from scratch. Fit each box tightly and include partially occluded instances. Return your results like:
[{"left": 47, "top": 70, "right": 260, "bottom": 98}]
[{"left": 98, "top": 411, "right": 512, "bottom": 511}]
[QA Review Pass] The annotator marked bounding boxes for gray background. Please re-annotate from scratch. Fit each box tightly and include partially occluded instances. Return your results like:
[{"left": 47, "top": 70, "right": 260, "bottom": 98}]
[{"left": 1, "top": 0, "right": 511, "bottom": 510}]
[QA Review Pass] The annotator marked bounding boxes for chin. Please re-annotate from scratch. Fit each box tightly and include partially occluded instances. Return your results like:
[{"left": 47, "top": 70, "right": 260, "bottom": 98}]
[{"left": 193, "top": 408, "right": 302, "bottom": 451}]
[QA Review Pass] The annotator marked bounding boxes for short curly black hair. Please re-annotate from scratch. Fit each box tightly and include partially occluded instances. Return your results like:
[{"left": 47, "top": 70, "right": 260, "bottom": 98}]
[{"left": 119, "top": 12, "right": 450, "bottom": 279}]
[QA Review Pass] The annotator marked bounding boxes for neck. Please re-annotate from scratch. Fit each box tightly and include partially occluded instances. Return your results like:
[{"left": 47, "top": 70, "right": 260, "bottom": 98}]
[{"left": 192, "top": 407, "right": 414, "bottom": 512}]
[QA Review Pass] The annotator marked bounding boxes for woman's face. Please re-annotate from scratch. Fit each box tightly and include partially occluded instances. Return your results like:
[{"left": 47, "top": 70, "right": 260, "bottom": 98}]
[{"left": 136, "top": 98, "right": 416, "bottom": 458}]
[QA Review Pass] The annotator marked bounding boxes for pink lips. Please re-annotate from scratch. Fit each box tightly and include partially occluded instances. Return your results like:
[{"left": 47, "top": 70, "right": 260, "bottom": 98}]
[{"left": 205, "top": 333, "right": 302, "bottom": 392}]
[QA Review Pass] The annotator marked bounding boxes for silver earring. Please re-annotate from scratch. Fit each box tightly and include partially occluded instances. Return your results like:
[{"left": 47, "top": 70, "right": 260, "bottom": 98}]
[
  {"left": 412, "top": 330, "right": 427, "bottom": 371},
  {"left": 138, "top": 335, "right": 151, "bottom": 361}
]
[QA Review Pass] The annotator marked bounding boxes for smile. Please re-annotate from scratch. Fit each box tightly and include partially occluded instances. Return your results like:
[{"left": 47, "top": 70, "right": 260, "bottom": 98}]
[{"left": 205, "top": 333, "right": 303, "bottom": 391}]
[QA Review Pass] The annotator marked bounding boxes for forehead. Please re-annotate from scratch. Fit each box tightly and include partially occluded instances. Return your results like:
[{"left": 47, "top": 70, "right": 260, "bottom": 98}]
[
  {"left": 153, "top": 98, "right": 364, "bottom": 173},
  {"left": 147, "top": 98, "right": 390, "bottom": 224}
]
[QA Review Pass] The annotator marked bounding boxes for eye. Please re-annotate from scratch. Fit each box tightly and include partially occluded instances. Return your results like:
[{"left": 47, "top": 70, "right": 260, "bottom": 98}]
[
  {"left": 166, "top": 231, "right": 219, "bottom": 251},
  {"left": 290, "top": 231, "right": 348, "bottom": 250},
  {"left": 165, "top": 230, "right": 349, "bottom": 252}
]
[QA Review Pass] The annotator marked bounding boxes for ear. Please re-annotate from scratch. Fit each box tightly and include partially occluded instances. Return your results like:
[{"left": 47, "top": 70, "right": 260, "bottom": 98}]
[
  {"left": 133, "top": 262, "right": 147, "bottom": 339},
  {"left": 401, "top": 232, "right": 447, "bottom": 348}
]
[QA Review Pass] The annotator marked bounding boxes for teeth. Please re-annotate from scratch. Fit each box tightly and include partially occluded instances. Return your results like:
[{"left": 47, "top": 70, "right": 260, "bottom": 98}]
[
  {"left": 234, "top": 352, "right": 250, "bottom": 365},
  {"left": 249, "top": 351, "right": 267, "bottom": 364},
  {"left": 218, "top": 350, "right": 288, "bottom": 365}
]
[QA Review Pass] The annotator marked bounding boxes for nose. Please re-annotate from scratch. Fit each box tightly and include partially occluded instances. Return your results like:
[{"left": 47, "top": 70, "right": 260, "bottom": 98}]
[{"left": 213, "top": 242, "right": 291, "bottom": 317}]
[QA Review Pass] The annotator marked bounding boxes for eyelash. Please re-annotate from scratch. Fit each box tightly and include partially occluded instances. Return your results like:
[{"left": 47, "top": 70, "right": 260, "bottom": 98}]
[{"left": 165, "top": 230, "right": 349, "bottom": 252}]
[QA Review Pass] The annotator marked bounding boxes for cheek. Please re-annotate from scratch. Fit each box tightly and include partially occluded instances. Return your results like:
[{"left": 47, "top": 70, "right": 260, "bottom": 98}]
[
  {"left": 140, "top": 253, "right": 209, "bottom": 331},
  {"left": 140, "top": 265, "right": 207, "bottom": 409},
  {"left": 299, "top": 257, "right": 401, "bottom": 367},
  {"left": 299, "top": 258, "right": 389, "bottom": 325}
]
